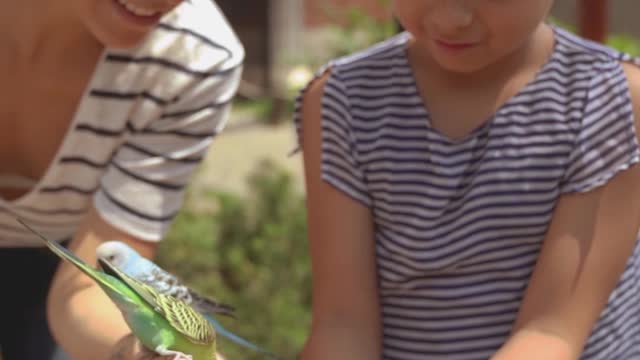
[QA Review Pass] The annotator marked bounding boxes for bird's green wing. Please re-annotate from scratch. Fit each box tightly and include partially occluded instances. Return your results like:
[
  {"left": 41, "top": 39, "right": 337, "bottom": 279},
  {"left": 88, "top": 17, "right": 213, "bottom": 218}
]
[
  {"left": 100, "top": 259, "right": 215, "bottom": 345},
  {"left": 155, "top": 290, "right": 216, "bottom": 345},
  {"left": 19, "top": 218, "right": 214, "bottom": 346}
]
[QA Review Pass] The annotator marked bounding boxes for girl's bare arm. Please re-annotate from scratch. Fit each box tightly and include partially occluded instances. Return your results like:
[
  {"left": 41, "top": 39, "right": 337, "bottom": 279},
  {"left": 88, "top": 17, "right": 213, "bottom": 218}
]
[
  {"left": 493, "top": 62, "right": 640, "bottom": 360},
  {"left": 299, "top": 71, "right": 382, "bottom": 360}
]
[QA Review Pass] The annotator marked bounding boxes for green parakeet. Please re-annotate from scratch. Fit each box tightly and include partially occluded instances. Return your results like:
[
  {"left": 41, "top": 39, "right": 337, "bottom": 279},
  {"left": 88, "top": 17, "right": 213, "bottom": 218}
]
[
  {"left": 18, "top": 219, "right": 217, "bottom": 360},
  {"left": 97, "top": 240, "right": 281, "bottom": 359}
]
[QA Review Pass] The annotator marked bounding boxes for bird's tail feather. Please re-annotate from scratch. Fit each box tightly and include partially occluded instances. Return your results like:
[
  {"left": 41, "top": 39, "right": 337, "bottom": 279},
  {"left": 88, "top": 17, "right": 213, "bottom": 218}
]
[
  {"left": 194, "top": 296, "right": 236, "bottom": 318},
  {"left": 205, "top": 314, "right": 282, "bottom": 359},
  {"left": 17, "top": 218, "right": 121, "bottom": 294}
]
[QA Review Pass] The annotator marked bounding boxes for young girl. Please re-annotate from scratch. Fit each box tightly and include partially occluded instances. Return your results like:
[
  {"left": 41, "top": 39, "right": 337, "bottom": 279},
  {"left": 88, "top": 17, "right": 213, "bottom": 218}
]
[
  {"left": 296, "top": 1, "right": 640, "bottom": 359},
  {"left": 0, "top": 0, "right": 243, "bottom": 359}
]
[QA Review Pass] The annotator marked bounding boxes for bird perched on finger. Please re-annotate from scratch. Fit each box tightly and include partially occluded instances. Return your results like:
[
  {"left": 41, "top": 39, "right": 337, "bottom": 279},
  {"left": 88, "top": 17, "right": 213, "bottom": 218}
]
[
  {"left": 18, "top": 219, "right": 217, "bottom": 360},
  {"left": 97, "top": 240, "right": 281, "bottom": 359},
  {"left": 97, "top": 241, "right": 235, "bottom": 318}
]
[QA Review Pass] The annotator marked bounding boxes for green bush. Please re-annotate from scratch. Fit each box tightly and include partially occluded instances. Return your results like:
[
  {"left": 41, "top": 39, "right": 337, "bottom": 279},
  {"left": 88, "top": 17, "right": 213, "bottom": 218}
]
[
  {"left": 606, "top": 34, "right": 640, "bottom": 56},
  {"left": 320, "top": 0, "right": 399, "bottom": 59},
  {"left": 549, "top": 17, "right": 640, "bottom": 57},
  {"left": 158, "top": 160, "right": 310, "bottom": 359},
  {"left": 287, "top": 0, "right": 398, "bottom": 78}
]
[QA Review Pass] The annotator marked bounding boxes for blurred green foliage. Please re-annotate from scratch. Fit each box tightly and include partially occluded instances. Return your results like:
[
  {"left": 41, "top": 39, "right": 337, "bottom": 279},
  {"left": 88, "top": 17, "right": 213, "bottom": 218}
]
[
  {"left": 238, "top": 0, "right": 399, "bottom": 126},
  {"left": 158, "top": 160, "right": 310, "bottom": 359},
  {"left": 606, "top": 34, "right": 640, "bottom": 56},
  {"left": 549, "top": 17, "right": 640, "bottom": 56},
  {"left": 233, "top": 98, "right": 275, "bottom": 125},
  {"left": 319, "top": 0, "right": 399, "bottom": 59}
]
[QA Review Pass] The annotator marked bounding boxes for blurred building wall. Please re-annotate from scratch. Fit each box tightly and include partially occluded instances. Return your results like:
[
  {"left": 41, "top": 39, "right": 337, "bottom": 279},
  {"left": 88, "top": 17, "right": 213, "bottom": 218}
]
[{"left": 217, "top": 0, "right": 640, "bottom": 96}]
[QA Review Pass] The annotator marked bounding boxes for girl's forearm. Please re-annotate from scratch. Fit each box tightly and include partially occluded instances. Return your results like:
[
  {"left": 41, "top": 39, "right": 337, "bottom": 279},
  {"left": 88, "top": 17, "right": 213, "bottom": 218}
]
[
  {"left": 300, "top": 322, "right": 381, "bottom": 360},
  {"left": 492, "top": 329, "right": 578, "bottom": 360}
]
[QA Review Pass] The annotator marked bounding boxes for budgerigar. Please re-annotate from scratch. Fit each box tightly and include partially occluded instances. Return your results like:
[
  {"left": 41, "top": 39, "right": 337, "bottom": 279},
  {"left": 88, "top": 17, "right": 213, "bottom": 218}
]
[
  {"left": 97, "top": 241, "right": 235, "bottom": 318},
  {"left": 96, "top": 241, "right": 281, "bottom": 359},
  {"left": 18, "top": 219, "right": 217, "bottom": 360}
]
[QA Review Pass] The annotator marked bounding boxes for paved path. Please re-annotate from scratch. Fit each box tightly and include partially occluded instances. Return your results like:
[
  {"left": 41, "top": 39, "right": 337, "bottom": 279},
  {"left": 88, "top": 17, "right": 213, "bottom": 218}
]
[{"left": 192, "top": 118, "right": 305, "bottom": 197}]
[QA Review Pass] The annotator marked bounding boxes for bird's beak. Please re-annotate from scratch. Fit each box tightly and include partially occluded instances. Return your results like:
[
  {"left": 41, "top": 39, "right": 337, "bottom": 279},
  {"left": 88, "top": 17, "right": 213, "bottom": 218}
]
[{"left": 98, "top": 258, "right": 118, "bottom": 277}]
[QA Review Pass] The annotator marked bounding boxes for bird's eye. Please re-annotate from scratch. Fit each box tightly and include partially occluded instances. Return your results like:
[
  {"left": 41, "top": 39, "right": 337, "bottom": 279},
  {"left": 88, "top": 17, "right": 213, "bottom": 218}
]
[{"left": 108, "top": 255, "right": 116, "bottom": 261}]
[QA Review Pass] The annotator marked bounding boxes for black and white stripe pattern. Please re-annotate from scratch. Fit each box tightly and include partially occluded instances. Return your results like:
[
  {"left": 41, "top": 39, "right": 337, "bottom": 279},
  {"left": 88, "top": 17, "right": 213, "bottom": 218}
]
[
  {"left": 0, "top": 0, "right": 243, "bottom": 246},
  {"left": 294, "top": 26, "right": 640, "bottom": 359}
]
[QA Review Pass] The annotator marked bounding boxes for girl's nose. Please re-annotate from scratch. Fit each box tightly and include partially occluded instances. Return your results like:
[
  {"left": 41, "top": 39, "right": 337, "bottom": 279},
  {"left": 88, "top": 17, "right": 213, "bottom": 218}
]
[{"left": 429, "top": 0, "right": 474, "bottom": 34}]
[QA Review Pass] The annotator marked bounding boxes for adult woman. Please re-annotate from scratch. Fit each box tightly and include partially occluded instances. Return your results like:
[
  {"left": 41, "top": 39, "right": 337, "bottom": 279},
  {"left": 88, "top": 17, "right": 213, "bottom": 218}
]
[{"left": 0, "top": 0, "right": 243, "bottom": 359}]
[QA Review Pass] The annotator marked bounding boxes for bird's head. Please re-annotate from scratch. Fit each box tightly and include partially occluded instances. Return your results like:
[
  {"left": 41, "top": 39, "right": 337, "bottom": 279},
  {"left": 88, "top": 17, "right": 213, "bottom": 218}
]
[{"left": 96, "top": 240, "right": 139, "bottom": 270}]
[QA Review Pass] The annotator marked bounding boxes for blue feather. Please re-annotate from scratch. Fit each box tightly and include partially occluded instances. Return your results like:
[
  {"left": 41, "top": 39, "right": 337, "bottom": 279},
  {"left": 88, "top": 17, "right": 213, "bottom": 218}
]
[{"left": 205, "top": 314, "right": 281, "bottom": 359}]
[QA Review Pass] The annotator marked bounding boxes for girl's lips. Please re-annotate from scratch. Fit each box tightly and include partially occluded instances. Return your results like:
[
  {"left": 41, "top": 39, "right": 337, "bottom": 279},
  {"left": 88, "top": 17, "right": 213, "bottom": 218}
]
[
  {"left": 111, "top": 0, "right": 164, "bottom": 27},
  {"left": 435, "top": 39, "right": 477, "bottom": 51}
]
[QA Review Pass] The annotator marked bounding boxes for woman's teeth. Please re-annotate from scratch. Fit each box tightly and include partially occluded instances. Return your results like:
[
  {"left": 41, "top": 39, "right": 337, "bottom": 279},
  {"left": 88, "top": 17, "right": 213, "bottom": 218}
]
[{"left": 117, "top": 0, "right": 159, "bottom": 17}]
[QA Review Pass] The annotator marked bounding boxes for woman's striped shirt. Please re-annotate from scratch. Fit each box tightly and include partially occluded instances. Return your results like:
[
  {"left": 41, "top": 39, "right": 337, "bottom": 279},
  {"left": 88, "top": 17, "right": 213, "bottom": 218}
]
[{"left": 0, "top": 0, "right": 244, "bottom": 246}]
